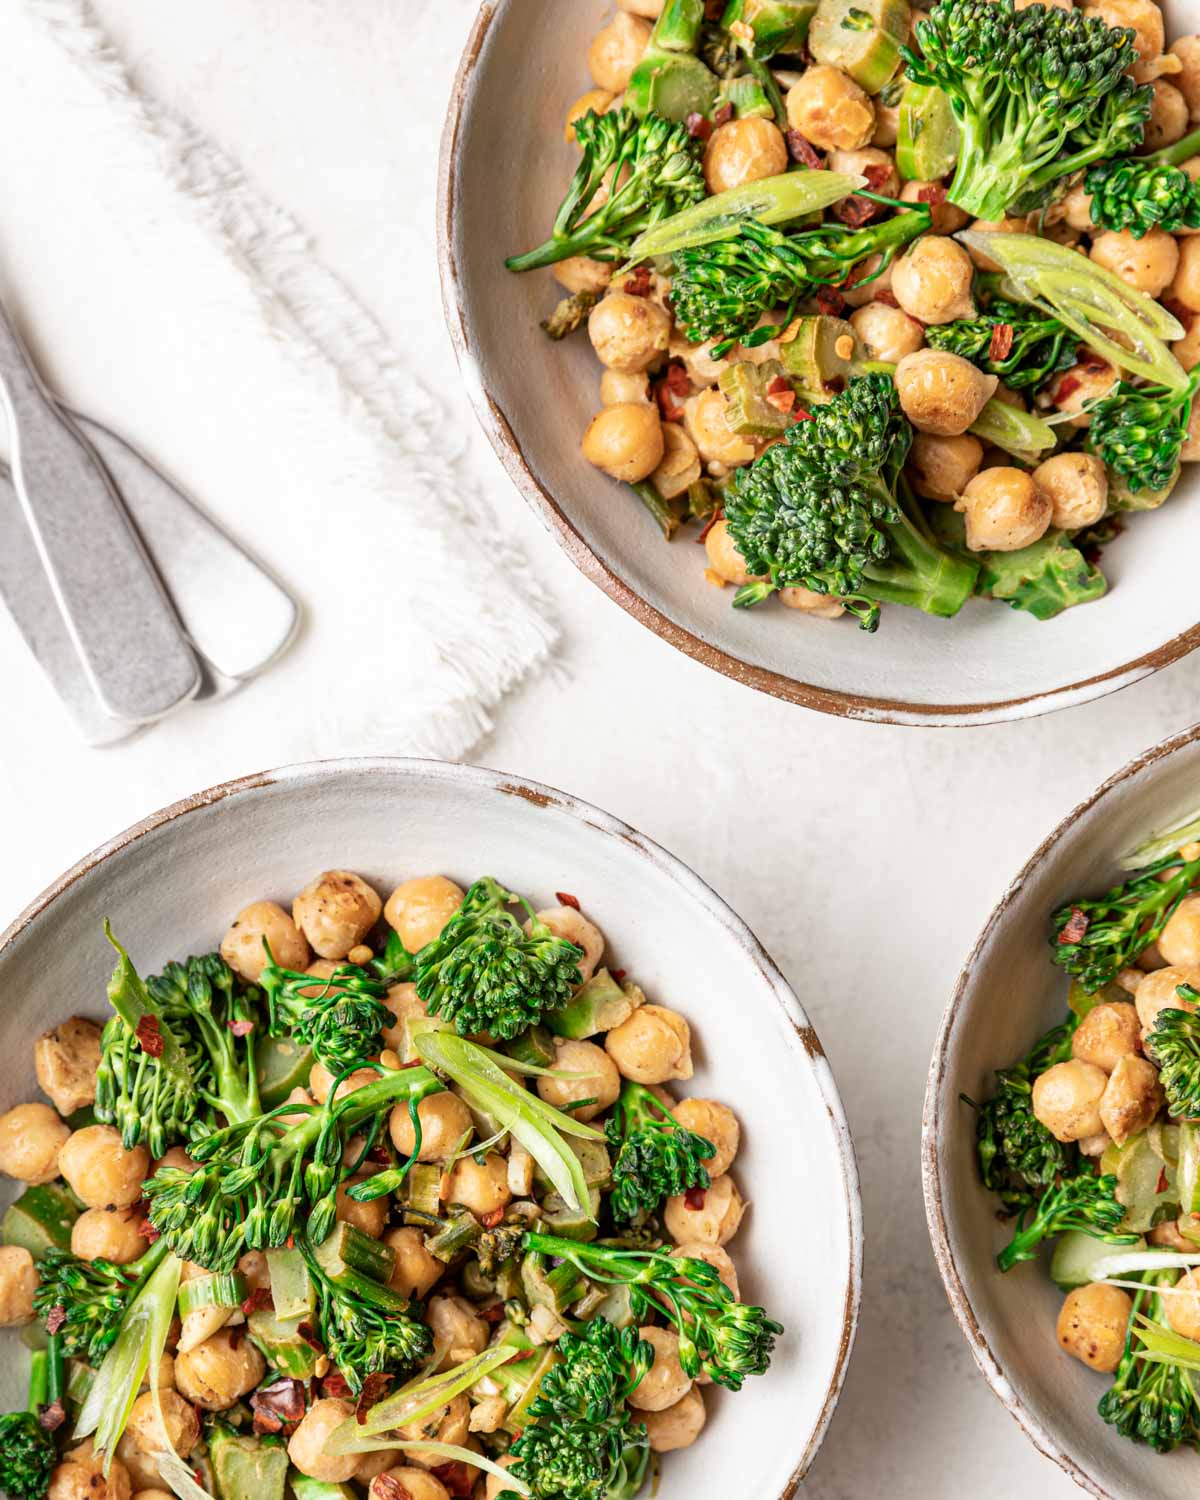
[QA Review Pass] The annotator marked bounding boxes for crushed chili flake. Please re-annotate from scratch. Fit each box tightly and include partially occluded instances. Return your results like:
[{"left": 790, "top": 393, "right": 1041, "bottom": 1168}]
[
  {"left": 989, "top": 323, "right": 1015, "bottom": 362},
  {"left": 873, "top": 287, "right": 899, "bottom": 308},
  {"left": 373, "top": 1475, "right": 413, "bottom": 1500},
  {"left": 38, "top": 1399, "right": 66, "bottom": 1432},
  {"left": 241, "top": 1286, "right": 273, "bottom": 1319},
  {"left": 1059, "top": 907, "right": 1090, "bottom": 945},
  {"left": 432, "top": 1462, "right": 475, "bottom": 1498},
  {"left": 481, "top": 1206, "right": 506, "bottom": 1229},
  {"left": 623, "top": 264, "right": 653, "bottom": 299},
  {"left": 555, "top": 891, "right": 581, "bottom": 910},
  {"left": 786, "top": 130, "right": 824, "bottom": 168},
  {"left": 832, "top": 166, "right": 892, "bottom": 228},
  {"left": 685, "top": 1186, "right": 708, "bottom": 1210},
  {"left": 296, "top": 1322, "right": 324, "bottom": 1353},
  {"left": 355, "top": 1372, "right": 393, "bottom": 1424},
  {"left": 686, "top": 111, "right": 713, "bottom": 142},
  {"left": 656, "top": 359, "right": 691, "bottom": 422},
  {"left": 766, "top": 388, "right": 797, "bottom": 414},
  {"left": 610, "top": 968, "right": 627, "bottom": 981},
  {"left": 712, "top": 103, "right": 734, "bottom": 128},
  {"left": 792, "top": 407, "right": 814, "bottom": 423},
  {"left": 767, "top": 376, "right": 792, "bottom": 395},
  {"left": 251, "top": 1377, "right": 307, "bottom": 1424},
  {"left": 252, "top": 1409, "right": 285, "bottom": 1437},
  {"left": 696, "top": 507, "right": 724, "bottom": 545},
  {"left": 138, "top": 1218, "right": 161, "bottom": 1244},
  {"left": 815, "top": 287, "right": 846, "bottom": 317},
  {"left": 703, "top": 0, "right": 724, "bottom": 17},
  {"left": 228, "top": 1325, "right": 245, "bottom": 1351},
  {"left": 1075, "top": 347, "right": 1108, "bottom": 370},
  {"left": 480, "top": 1302, "right": 505, "bottom": 1323},
  {"left": 915, "top": 182, "right": 947, "bottom": 207},
  {"left": 368, "top": 1139, "right": 393, "bottom": 1165},
  {"left": 227, "top": 1018, "right": 255, "bottom": 1038},
  {"left": 1054, "top": 373, "right": 1082, "bottom": 403},
  {"left": 322, "top": 1371, "right": 352, "bottom": 1400},
  {"left": 45, "top": 1306, "right": 66, "bottom": 1336},
  {"left": 1158, "top": 1167, "right": 1170, "bottom": 1194},
  {"left": 135, "top": 1014, "right": 165, "bottom": 1057}
]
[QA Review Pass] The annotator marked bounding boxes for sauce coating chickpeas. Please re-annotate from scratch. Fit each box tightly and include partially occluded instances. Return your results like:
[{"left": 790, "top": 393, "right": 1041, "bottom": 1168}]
[
  {"left": 703, "top": 118, "right": 788, "bottom": 196},
  {"left": 956, "top": 467, "right": 1051, "bottom": 552},
  {"left": 582, "top": 403, "right": 665, "bottom": 483},
  {"left": 606, "top": 1004, "right": 694, "bottom": 1084},
  {"left": 292, "top": 870, "right": 382, "bottom": 960},
  {"left": 786, "top": 65, "right": 875, "bottom": 151},
  {"left": 588, "top": 292, "right": 672, "bottom": 373},
  {"left": 627, "top": 1326, "right": 692, "bottom": 1412},
  {"left": 0, "top": 1101, "right": 70, "bottom": 1184},
  {"left": 891, "top": 237, "right": 976, "bottom": 325},
  {"left": 1058, "top": 1283, "right": 1133, "bottom": 1372},
  {"left": 221, "top": 901, "right": 309, "bottom": 983},
  {"left": 587, "top": 12, "right": 652, "bottom": 93},
  {"left": 59, "top": 1125, "right": 150, "bottom": 1209},
  {"left": 384, "top": 876, "right": 464, "bottom": 952},
  {"left": 894, "top": 350, "right": 997, "bottom": 437},
  {"left": 537, "top": 1038, "right": 621, "bottom": 1122},
  {"left": 1031, "top": 1059, "right": 1109, "bottom": 1142}
]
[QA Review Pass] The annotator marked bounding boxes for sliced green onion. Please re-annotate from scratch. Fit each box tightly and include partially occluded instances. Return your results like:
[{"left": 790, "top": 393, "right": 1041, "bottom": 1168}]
[
  {"left": 969, "top": 398, "right": 1057, "bottom": 461},
  {"left": 1122, "top": 811, "right": 1200, "bottom": 870},
  {"left": 177, "top": 1273, "right": 246, "bottom": 1319},
  {"left": 327, "top": 1346, "right": 521, "bottom": 1449},
  {"left": 461, "top": 1039, "right": 602, "bottom": 1081},
  {"left": 1131, "top": 1316, "right": 1200, "bottom": 1372},
  {"left": 152, "top": 1447, "right": 218, "bottom": 1500}
]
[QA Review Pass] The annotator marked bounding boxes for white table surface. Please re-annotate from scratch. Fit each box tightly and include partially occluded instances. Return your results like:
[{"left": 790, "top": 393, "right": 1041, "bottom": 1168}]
[{"left": 1, "top": 2, "right": 1198, "bottom": 1494}]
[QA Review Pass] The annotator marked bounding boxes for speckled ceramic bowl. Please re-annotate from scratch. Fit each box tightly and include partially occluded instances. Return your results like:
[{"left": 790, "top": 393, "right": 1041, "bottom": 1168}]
[
  {"left": 925, "top": 723, "right": 1200, "bottom": 1497},
  {"left": 438, "top": 0, "right": 1200, "bottom": 726},
  {"left": 0, "top": 758, "right": 861, "bottom": 1496}
]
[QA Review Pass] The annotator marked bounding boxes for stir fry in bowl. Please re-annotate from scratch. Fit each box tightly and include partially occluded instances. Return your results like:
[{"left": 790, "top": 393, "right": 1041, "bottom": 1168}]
[
  {"left": 0, "top": 871, "right": 780, "bottom": 1500},
  {"left": 508, "top": 0, "right": 1200, "bottom": 632},
  {"left": 969, "top": 813, "right": 1200, "bottom": 1456}
]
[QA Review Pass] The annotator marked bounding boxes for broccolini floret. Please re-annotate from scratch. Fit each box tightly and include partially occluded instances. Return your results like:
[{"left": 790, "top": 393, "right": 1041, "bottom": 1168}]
[
  {"left": 606, "top": 1080, "right": 714, "bottom": 1224},
  {"left": 1099, "top": 1273, "right": 1200, "bottom": 1452},
  {"left": 924, "top": 300, "right": 1077, "bottom": 392},
  {"left": 1088, "top": 369, "right": 1200, "bottom": 496},
  {"left": 33, "top": 1239, "right": 171, "bottom": 1366},
  {"left": 260, "top": 951, "right": 392, "bottom": 1072},
  {"left": 996, "top": 1170, "right": 1136, "bottom": 1273},
  {"left": 0, "top": 1346, "right": 63, "bottom": 1500},
  {"left": 1149, "top": 991, "right": 1200, "bottom": 1119},
  {"left": 1086, "top": 126, "right": 1200, "bottom": 238}
]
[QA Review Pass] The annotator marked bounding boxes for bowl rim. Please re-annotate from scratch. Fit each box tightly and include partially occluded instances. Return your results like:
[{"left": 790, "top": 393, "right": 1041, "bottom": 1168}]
[
  {"left": 435, "top": 0, "right": 1200, "bottom": 729},
  {"left": 922, "top": 721, "right": 1200, "bottom": 1498},
  {"left": 0, "top": 754, "right": 863, "bottom": 1495}
]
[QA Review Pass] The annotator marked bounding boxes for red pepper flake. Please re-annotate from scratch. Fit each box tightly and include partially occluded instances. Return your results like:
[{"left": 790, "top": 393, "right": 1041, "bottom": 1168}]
[
  {"left": 368, "top": 1139, "right": 393, "bottom": 1165},
  {"left": 241, "top": 1286, "right": 273, "bottom": 1319},
  {"left": 697, "top": 507, "right": 725, "bottom": 545},
  {"left": 832, "top": 165, "right": 892, "bottom": 227},
  {"left": 765, "top": 384, "right": 796, "bottom": 414},
  {"left": 296, "top": 1322, "right": 324, "bottom": 1353},
  {"left": 38, "top": 1399, "right": 66, "bottom": 1432},
  {"left": 373, "top": 1474, "right": 413, "bottom": 1500},
  {"left": 873, "top": 288, "right": 900, "bottom": 308},
  {"left": 45, "top": 1305, "right": 67, "bottom": 1336},
  {"left": 481, "top": 1206, "right": 506, "bottom": 1229},
  {"left": 656, "top": 360, "right": 691, "bottom": 422},
  {"left": 135, "top": 1014, "right": 165, "bottom": 1057},
  {"left": 228, "top": 1325, "right": 245, "bottom": 1351},
  {"left": 1054, "top": 373, "right": 1082, "bottom": 403},
  {"left": 815, "top": 286, "right": 846, "bottom": 317},
  {"left": 355, "top": 1372, "right": 393, "bottom": 1424},
  {"left": 1076, "top": 346, "right": 1108, "bottom": 371},
  {"left": 137, "top": 1216, "right": 161, "bottom": 1243},
  {"left": 685, "top": 1186, "right": 708, "bottom": 1210},
  {"left": 555, "top": 892, "right": 581, "bottom": 911},
  {"left": 792, "top": 407, "right": 814, "bottom": 423},
  {"left": 786, "top": 130, "right": 824, "bottom": 169},
  {"left": 286, "top": 1235, "right": 295, "bottom": 1249},
  {"left": 251, "top": 1377, "right": 307, "bottom": 1424},
  {"left": 989, "top": 323, "right": 1015, "bottom": 362},
  {"left": 915, "top": 182, "right": 947, "bottom": 207},
  {"left": 1163, "top": 297, "right": 1192, "bottom": 325},
  {"left": 480, "top": 1302, "right": 505, "bottom": 1324},
  {"left": 1059, "top": 907, "right": 1090, "bottom": 945},
  {"left": 686, "top": 111, "right": 713, "bottom": 142},
  {"left": 227, "top": 1018, "right": 255, "bottom": 1038},
  {"left": 703, "top": 0, "right": 724, "bottom": 18},
  {"left": 610, "top": 968, "right": 627, "bottom": 981},
  {"left": 713, "top": 103, "right": 734, "bottom": 128},
  {"left": 623, "top": 264, "right": 653, "bottom": 299},
  {"left": 431, "top": 1462, "right": 476, "bottom": 1499},
  {"left": 1158, "top": 1167, "right": 1170, "bottom": 1194},
  {"left": 252, "top": 1409, "right": 285, "bottom": 1437},
  {"left": 322, "top": 1370, "right": 352, "bottom": 1400}
]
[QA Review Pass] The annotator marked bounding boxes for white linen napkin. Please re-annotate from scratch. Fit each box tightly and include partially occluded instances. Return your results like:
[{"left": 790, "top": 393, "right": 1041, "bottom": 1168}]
[{"left": 0, "top": 0, "right": 557, "bottom": 758}]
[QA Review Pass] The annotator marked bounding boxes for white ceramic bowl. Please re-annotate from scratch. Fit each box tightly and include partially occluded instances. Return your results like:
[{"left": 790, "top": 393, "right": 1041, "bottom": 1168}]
[
  {"left": 0, "top": 758, "right": 861, "bottom": 1496},
  {"left": 925, "top": 723, "right": 1200, "bottom": 1498},
  {"left": 438, "top": 0, "right": 1200, "bottom": 726}
]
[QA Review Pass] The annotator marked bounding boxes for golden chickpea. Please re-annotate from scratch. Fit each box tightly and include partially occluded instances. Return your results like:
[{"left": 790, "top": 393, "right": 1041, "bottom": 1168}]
[
  {"left": 1169, "top": 237, "right": 1200, "bottom": 315},
  {"left": 0, "top": 1101, "right": 70, "bottom": 1184},
  {"left": 384, "top": 1226, "right": 444, "bottom": 1300},
  {"left": 779, "top": 586, "right": 846, "bottom": 619},
  {"left": 1051, "top": 360, "right": 1119, "bottom": 428},
  {"left": 221, "top": 900, "right": 309, "bottom": 983},
  {"left": 1136, "top": 964, "right": 1200, "bottom": 1037},
  {"left": 370, "top": 1472, "right": 449, "bottom": 1500},
  {"left": 531, "top": 906, "right": 606, "bottom": 983},
  {"left": 113, "top": 1437, "right": 161, "bottom": 1495},
  {"left": 588, "top": 293, "right": 671, "bottom": 374},
  {"left": 907, "top": 432, "right": 984, "bottom": 502},
  {"left": 126, "top": 1390, "right": 200, "bottom": 1460},
  {"left": 582, "top": 403, "right": 665, "bottom": 483},
  {"left": 1031, "top": 1059, "right": 1109, "bottom": 1142},
  {"left": 1142, "top": 79, "right": 1189, "bottom": 151},
  {"left": 357, "top": 1452, "right": 403, "bottom": 1485},
  {"left": 1071, "top": 1002, "right": 1141, "bottom": 1073},
  {"left": 1161, "top": 894, "right": 1200, "bottom": 967},
  {"left": 0, "top": 1245, "right": 36, "bottom": 1325},
  {"left": 384, "top": 876, "right": 465, "bottom": 952},
  {"left": 565, "top": 89, "right": 614, "bottom": 144},
  {"left": 1057, "top": 1283, "right": 1133, "bottom": 1372},
  {"left": 850, "top": 301, "right": 924, "bottom": 364},
  {"left": 292, "top": 870, "right": 382, "bottom": 961},
  {"left": 427, "top": 1294, "right": 488, "bottom": 1369},
  {"left": 957, "top": 467, "right": 1052, "bottom": 552},
  {"left": 871, "top": 101, "right": 900, "bottom": 147},
  {"left": 963, "top": 217, "right": 1030, "bottom": 272},
  {"left": 238, "top": 1250, "right": 271, "bottom": 1292},
  {"left": 307, "top": 1063, "right": 379, "bottom": 1107},
  {"left": 174, "top": 1328, "right": 266, "bottom": 1412},
  {"left": 554, "top": 255, "right": 613, "bottom": 299},
  {"left": 59, "top": 1125, "right": 149, "bottom": 1209},
  {"left": 601, "top": 369, "right": 651, "bottom": 406},
  {"left": 628, "top": 1326, "right": 692, "bottom": 1412},
  {"left": 1150, "top": 1217, "right": 1194, "bottom": 1250},
  {"left": 684, "top": 388, "right": 757, "bottom": 470},
  {"left": 1173, "top": 316, "right": 1200, "bottom": 371},
  {"left": 1090, "top": 228, "right": 1179, "bottom": 298},
  {"left": 1172, "top": 36, "right": 1200, "bottom": 119},
  {"left": 1084, "top": 0, "right": 1172, "bottom": 82},
  {"left": 444, "top": 1152, "right": 511, "bottom": 1218},
  {"left": 288, "top": 1398, "right": 361, "bottom": 1483},
  {"left": 663, "top": 1174, "right": 746, "bottom": 1247},
  {"left": 1165, "top": 1268, "right": 1200, "bottom": 1340},
  {"left": 49, "top": 1453, "right": 131, "bottom": 1500},
  {"left": 898, "top": 181, "right": 970, "bottom": 235},
  {"left": 704, "top": 118, "right": 788, "bottom": 195},
  {"left": 672, "top": 1098, "right": 740, "bottom": 1177},
  {"left": 892, "top": 237, "right": 975, "bottom": 324},
  {"left": 35, "top": 1017, "right": 102, "bottom": 1116},
  {"left": 588, "top": 12, "right": 653, "bottom": 92},
  {"left": 1183, "top": 398, "right": 1200, "bottom": 460},
  {"left": 132, "top": 1493, "right": 175, "bottom": 1500},
  {"left": 395, "top": 1393, "right": 470, "bottom": 1468},
  {"left": 382, "top": 982, "right": 427, "bottom": 1053},
  {"left": 390, "top": 1091, "right": 472, "bottom": 1162},
  {"left": 335, "top": 1177, "right": 388, "bottom": 1239},
  {"left": 537, "top": 1038, "right": 621, "bottom": 1123},
  {"left": 1057, "top": 183, "right": 1096, "bottom": 233},
  {"left": 786, "top": 65, "right": 875, "bottom": 151},
  {"left": 895, "top": 350, "right": 997, "bottom": 437},
  {"left": 1031, "top": 452, "right": 1108, "bottom": 531},
  {"left": 671, "top": 1241, "right": 740, "bottom": 1299},
  {"left": 606, "top": 1004, "right": 693, "bottom": 1084},
  {"left": 641, "top": 1385, "right": 707, "bottom": 1453},
  {"left": 71, "top": 1206, "right": 146, "bottom": 1264},
  {"left": 652, "top": 422, "right": 702, "bottom": 501},
  {"left": 1099, "top": 1055, "right": 1164, "bottom": 1145}
]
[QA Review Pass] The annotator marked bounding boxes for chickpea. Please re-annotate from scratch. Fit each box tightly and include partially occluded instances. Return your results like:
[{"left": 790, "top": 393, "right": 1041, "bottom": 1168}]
[
  {"left": 1161, "top": 894, "right": 1200, "bottom": 966},
  {"left": 357, "top": 1452, "right": 403, "bottom": 1485},
  {"left": 1165, "top": 1268, "right": 1200, "bottom": 1340},
  {"left": 1031, "top": 1059, "right": 1108, "bottom": 1142},
  {"left": 1057, "top": 183, "right": 1096, "bottom": 233},
  {"left": 1172, "top": 36, "right": 1200, "bottom": 120},
  {"left": 652, "top": 422, "right": 702, "bottom": 501},
  {"left": 663, "top": 1174, "right": 746, "bottom": 1247},
  {"left": 1099, "top": 1055, "right": 1165, "bottom": 1145},
  {"left": 1051, "top": 360, "right": 1118, "bottom": 428},
  {"left": 684, "top": 388, "right": 757, "bottom": 469},
  {"left": 384, "top": 876, "right": 464, "bottom": 952},
  {"left": 1071, "top": 1002, "right": 1141, "bottom": 1073},
  {"left": 898, "top": 181, "right": 970, "bottom": 236},
  {"left": 780, "top": 585, "right": 845, "bottom": 619},
  {"left": 336, "top": 1176, "right": 388, "bottom": 1239},
  {"left": 221, "top": 900, "right": 308, "bottom": 983},
  {"left": 671, "top": 1241, "right": 740, "bottom": 1299},
  {"left": 132, "top": 1493, "right": 175, "bottom": 1500},
  {"left": 0, "top": 1101, "right": 70, "bottom": 1184},
  {"left": 628, "top": 1327, "right": 692, "bottom": 1412},
  {"left": 291, "top": 870, "right": 382, "bottom": 961},
  {"left": 395, "top": 1393, "right": 470, "bottom": 1468},
  {"left": 828, "top": 148, "right": 899, "bottom": 202},
  {"left": 564, "top": 90, "right": 614, "bottom": 144},
  {"left": 1173, "top": 316, "right": 1200, "bottom": 371},
  {"left": 383, "top": 982, "right": 427, "bottom": 1053},
  {"left": 0, "top": 1244, "right": 36, "bottom": 1325},
  {"left": 703, "top": 517, "right": 757, "bottom": 587},
  {"left": 892, "top": 237, "right": 976, "bottom": 325},
  {"left": 1136, "top": 964, "right": 1200, "bottom": 1037},
  {"left": 1150, "top": 1217, "right": 1194, "bottom": 1250},
  {"left": 71, "top": 1206, "right": 146, "bottom": 1264},
  {"left": 309, "top": 1064, "right": 378, "bottom": 1107},
  {"left": 602, "top": 370, "right": 651, "bottom": 406},
  {"left": 537, "top": 1038, "right": 620, "bottom": 1123},
  {"left": 49, "top": 1453, "right": 131, "bottom": 1500},
  {"left": 1084, "top": 0, "right": 1173, "bottom": 82},
  {"left": 850, "top": 301, "right": 924, "bottom": 364},
  {"left": 174, "top": 1328, "right": 266, "bottom": 1411},
  {"left": 840, "top": 254, "right": 893, "bottom": 308},
  {"left": 1183, "top": 398, "right": 1200, "bottom": 461},
  {"left": 871, "top": 101, "right": 900, "bottom": 147},
  {"left": 1079, "top": 1130, "right": 1114, "bottom": 1157},
  {"left": 113, "top": 1436, "right": 163, "bottom": 1494},
  {"left": 956, "top": 467, "right": 1051, "bottom": 552},
  {"left": 588, "top": 293, "right": 671, "bottom": 374},
  {"left": 238, "top": 1250, "right": 271, "bottom": 1292},
  {"left": 582, "top": 403, "right": 665, "bottom": 483},
  {"left": 588, "top": 12, "right": 652, "bottom": 93},
  {"left": 641, "top": 1385, "right": 707, "bottom": 1453},
  {"left": 1089, "top": 228, "right": 1179, "bottom": 298},
  {"left": 1057, "top": 1283, "right": 1133, "bottom": 1372},
  {"left": 59, "top": 1125, "right": 149, "bottom": 1209},
  {"left": 370, "top": 1472, "right": 449, "bottom": 1500},
  {"left": 962, "top": 217, "right": 1029, "bottom": 272},
  {"left": 1032, "top": 452, "right": 1108, "bottom": 531},
  {"left": 427, "top": 1294, "right": 488, "bottom": 1369},
  {"left": 786, "top": 65, "right": 875, "bottom": 151},
  {"left": 444, "top": 1152, "right": 511, "bottom": 1218},
  {"left": 390, "top": 1091, "right": 473, "bottom": 1162},
  {"left": 126, "top": 1390, "right": 200, "bottom": 1460},
  {"left": 704, "top": 118, "right": 788, "bottom": 195},
  {"left": 1142, "top": 79, "right": 1189, "bottom": 152},
  {"left": 908, "top": 432, "right": 984, "bottom": 502},
  {"left": 895, "top": 350, "right": 997, "bottom": 437},
  {"left": 154, "top": 1146, "right": 198, "bottom": 1176},
  {"left": 384, "top": 1226, "right": 444, "bottom": 1300},
  {"left": 672, "top": 1098, "right": 740, "bottom": 1177},
  {"left": 606, "top": 1004, "right": 694, "bottom": 1084},
  {"left": 1169, "top": 237, "right": 1200, "bottom": 316},
  {"left": 288, "top": 1398, "right": 361, "bottom": 1483},
  {"left": 531, "top": 905, "right": 606, "bottom": 983},
  {"left": 35, "top": 1017, "right": 102, "bottom": 1116}
]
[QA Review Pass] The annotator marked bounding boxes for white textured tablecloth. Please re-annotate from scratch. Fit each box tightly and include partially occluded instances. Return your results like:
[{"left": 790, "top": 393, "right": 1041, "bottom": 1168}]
[{"left": 2, "top": 3, "right": 1200, "bottom": 1496}]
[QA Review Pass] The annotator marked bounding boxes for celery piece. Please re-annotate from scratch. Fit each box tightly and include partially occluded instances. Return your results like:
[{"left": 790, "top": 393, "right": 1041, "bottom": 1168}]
[
  {"left": 546, "top": 969, "right": 640, "bottom": 1039},
  {"left": 210, "top": 1428, "right": 288, "bottom": 1500},
  {"left": 722, "top": 0, "right": 818, "bottom": 58},
  {"left": 808, "top": 0, "right": 910, "bottom": 94},
  {"left": 504, "top": 1025, "right": 557, "bottom": 1070},
  {"left": 719, "top": 360, "right": 795, "bottom": 436},
  {"left": 311, "top": 1222, "right": 396, "bottom": 1287},
  {"left": 177, "top": 1273, "right": 247, "bottom": 1321},
  {"left": 266, "top": 1247, "right": 314, "bottom": 1324},
  {"left": 247, "top": 1308, "right": 322, "bottom": 1380},
  {"left": 896, "top": 80, "right": 959, "bottom": 181},
  {"left": 968, "top": 397, "right": 1057, "bottom": 463},
  {"left": 2, "top": 1183, "right": 79, "bottom": 1255},
  {"left": 255, "top": 1036, "right": 313, "bottom": 1110},
  {"left": 627, "top": 0, "right": 720, "bottom": 121},
  {"left": 778, "top": 314, "right": 860, "bottom": 400}
]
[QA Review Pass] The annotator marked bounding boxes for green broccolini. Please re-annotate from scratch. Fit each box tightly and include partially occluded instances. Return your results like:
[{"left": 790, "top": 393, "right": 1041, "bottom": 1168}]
[
  {"left": 1088, "top": 369, "right": 1200, "bottom": 496},
  {"left": 605, "top": 1080, "right": 714, "bottom": 1224},
  {"left": 1149, "top": 991, "right": 1200, "bottom": 1119},
  {"left": 996, "top": 1171, "right": 1136, "bottom": 1273},
  {"left": 901, "top": 0, "right": 1152, "bottom": 220},
  {"left": 1086, "top": 125, "right": 1200, "bottom": 238},
  {"left": 0, "top": 1345, "right": 63, "bottom": 1500},
  {"left": 505, "top": 108, "right": 706, "bottom": 272},
  {"left": 299, "top": 1234, "right": 431, "bottom": 1391},
  {"left": 924, "top": 300, "right": 1077, "bottom": 392},
  {"left": 260, "top": 952, "right": 392, "bottom": 1072},
  {"left": 32, "top": 1238, "right": 171, "bottom": 1366},
  {"left": 1099, "top": 1273, "right": 1200, "bottom": 1452}
]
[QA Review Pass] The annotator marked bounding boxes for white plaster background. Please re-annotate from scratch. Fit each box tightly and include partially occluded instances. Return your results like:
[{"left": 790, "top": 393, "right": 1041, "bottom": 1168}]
[{"left": 2, "top": 1, "right": 1198, "bottom": 1494}]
